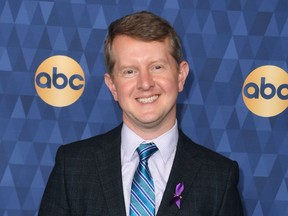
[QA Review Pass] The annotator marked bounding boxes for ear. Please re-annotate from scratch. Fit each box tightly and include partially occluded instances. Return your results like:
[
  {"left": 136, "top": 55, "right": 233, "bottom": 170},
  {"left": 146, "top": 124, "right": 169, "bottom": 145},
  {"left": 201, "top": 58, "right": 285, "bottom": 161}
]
[
  {"left": 104, "top": 73, "right": 119, "bottom": 101},
  {"left": 178, "top": 61, "right": 189, "bottom": 92}
]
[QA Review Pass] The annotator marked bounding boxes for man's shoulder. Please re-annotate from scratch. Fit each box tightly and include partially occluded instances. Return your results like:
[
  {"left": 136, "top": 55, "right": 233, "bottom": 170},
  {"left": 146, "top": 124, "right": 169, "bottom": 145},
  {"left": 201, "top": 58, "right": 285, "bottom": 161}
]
[{"left": 58, "top": 124, "right": 122, "bottom": 154}]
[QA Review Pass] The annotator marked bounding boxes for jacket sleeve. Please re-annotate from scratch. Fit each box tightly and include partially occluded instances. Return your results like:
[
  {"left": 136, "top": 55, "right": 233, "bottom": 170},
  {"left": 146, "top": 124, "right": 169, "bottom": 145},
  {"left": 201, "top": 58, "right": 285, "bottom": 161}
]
[
  {"left": 38, "top": 145, "right": 71, "bottom": 216},
  {"left": 218, "top": 161, "right": 244, "bottom": 216}
]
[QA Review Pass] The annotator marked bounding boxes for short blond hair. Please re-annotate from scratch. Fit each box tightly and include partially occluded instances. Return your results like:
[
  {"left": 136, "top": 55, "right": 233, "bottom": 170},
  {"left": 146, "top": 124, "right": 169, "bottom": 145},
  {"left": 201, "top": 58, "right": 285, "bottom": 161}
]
[{"left": 104, "top": 11, "right": 183, "bottom": 75}]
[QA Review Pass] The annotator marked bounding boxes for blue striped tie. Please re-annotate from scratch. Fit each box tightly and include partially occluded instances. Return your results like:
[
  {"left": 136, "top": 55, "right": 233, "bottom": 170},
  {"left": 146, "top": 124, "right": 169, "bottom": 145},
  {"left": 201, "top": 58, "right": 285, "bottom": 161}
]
[{"left": 130, "top": 143, "right": 158, "bottom": 216}]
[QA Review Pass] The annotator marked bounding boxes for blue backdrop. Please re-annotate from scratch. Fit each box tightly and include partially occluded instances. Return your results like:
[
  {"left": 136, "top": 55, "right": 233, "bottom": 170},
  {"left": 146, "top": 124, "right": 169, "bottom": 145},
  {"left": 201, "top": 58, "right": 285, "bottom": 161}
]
[{"left": 1, "top": 0, "right": 288, "bottom": 215}]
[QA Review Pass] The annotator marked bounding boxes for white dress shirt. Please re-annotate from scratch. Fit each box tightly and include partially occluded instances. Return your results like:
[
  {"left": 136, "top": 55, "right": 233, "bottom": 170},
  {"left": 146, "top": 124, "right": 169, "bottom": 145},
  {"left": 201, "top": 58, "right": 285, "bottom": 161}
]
[{"left": 121, "top": 122, "right": 178, "bottom": 215}]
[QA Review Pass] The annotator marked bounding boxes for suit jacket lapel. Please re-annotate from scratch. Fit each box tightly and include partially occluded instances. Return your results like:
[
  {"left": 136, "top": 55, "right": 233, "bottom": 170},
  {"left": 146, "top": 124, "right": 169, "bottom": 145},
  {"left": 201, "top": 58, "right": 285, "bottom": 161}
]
[
  {"left": 94, "top": 125, "right": 126, "bottom": 216},
  {"left": 157, "top": 130, "right": 203, "bottom": 216}
]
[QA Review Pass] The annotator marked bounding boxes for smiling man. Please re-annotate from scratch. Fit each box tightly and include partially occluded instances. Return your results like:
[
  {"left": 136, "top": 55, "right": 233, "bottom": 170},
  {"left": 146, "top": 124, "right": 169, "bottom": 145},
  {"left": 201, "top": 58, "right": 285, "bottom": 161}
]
[
  {"left": 104, "top": 35, "right": 188, "bottom": 140},
  {"left": 39, "top": 11, "right": 243, "bottom": 216}
]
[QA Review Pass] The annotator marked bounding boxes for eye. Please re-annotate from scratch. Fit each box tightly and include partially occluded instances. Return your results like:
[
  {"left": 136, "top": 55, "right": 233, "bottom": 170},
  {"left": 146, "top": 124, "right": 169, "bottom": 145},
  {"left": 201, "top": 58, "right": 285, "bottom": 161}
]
[
  {"left": 121, "top": 69, "right": 138, "bottom": 78},
  {"left": 152, "top": 65, "right": 164, "bottom": 72}
]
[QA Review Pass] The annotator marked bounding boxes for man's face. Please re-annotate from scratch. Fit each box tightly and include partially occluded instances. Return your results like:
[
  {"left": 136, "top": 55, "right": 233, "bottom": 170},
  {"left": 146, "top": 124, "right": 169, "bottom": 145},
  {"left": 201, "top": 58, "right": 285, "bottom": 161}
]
[{"left": 105, "top": 35, "right": 189, "bottom": 136}]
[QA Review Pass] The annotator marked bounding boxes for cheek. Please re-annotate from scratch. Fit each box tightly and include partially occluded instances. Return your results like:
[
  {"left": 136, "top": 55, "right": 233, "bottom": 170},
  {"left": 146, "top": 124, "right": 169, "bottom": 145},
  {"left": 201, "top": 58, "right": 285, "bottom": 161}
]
[
  {"left": 158, "top": 76, "right": 179, "bottom": 91},
  {"left": 114, "top": 82, "right": 133, "bottom": 101}
]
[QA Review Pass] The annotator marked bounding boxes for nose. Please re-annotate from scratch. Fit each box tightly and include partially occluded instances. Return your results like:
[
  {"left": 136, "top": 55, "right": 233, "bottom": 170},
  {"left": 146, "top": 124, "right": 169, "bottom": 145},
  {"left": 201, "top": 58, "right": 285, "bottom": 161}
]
[{"left": 136, "top": 71, "right": 155, "bottom": 90}]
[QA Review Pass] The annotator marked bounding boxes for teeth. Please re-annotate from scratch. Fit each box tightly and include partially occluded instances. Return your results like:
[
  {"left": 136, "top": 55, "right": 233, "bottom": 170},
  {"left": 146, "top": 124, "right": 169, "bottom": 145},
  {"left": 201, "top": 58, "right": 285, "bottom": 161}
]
[{"left": 137, "top": 95, "right": 158, "bottom": 104}]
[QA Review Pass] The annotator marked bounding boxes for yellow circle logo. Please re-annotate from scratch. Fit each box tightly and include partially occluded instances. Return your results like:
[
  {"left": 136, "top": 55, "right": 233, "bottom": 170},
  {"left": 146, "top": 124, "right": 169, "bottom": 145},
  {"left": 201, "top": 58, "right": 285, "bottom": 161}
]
[
  {"left": 35, "top": 55, "right": 85, "bottom": 107},
  {"left": 242, "top": 65, "right": 288, "bottom": 117}
]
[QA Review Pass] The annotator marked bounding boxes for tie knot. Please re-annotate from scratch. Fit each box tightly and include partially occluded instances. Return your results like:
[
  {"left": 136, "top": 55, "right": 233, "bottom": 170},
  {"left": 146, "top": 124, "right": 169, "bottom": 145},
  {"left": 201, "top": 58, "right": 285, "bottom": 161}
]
[{"left": 137, "top": 142, "right": 158, "bottom": 162}]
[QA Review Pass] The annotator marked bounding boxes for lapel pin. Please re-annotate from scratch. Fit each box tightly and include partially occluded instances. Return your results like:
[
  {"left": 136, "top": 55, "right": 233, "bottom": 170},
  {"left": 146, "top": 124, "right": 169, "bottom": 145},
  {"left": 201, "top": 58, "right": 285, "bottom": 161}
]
[{"left": 170, "top": 182, "right": 184, "bottom": 209}]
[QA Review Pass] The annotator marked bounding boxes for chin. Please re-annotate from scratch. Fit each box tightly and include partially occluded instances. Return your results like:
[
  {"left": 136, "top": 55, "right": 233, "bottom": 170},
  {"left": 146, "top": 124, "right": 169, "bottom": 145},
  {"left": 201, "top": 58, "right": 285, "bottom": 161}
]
[{"left": 137, "top": 117, "right": 164, "bottom": 128}]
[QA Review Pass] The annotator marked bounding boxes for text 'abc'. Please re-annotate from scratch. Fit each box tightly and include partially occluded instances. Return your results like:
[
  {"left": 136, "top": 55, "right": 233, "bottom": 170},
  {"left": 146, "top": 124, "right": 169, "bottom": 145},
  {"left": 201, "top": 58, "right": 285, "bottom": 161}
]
[
  {"left": 242, "top": 65, "right": 288, "bottom": 117},
  {"left": 34, "top": 55, "right": 85, "bottom": 107}
]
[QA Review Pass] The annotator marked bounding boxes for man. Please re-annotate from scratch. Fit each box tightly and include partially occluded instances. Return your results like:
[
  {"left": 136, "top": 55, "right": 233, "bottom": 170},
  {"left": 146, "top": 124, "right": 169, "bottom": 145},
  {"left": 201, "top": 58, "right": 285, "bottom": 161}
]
[{"left": 39, "top": 11, "right": 243, "bottom": 215}]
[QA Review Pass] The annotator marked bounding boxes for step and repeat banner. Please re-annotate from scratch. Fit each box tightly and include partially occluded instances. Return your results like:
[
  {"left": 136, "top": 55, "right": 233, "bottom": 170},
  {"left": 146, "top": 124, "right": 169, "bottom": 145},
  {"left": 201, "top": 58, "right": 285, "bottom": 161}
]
[{"left": 1, "top": 0, "right": 288, "bottom": 215}]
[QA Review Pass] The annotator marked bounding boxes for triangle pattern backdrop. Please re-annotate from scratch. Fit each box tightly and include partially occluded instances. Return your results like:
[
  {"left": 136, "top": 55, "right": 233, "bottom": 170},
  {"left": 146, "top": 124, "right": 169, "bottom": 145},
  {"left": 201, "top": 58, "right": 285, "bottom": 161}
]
[{"left": 1, "top": 0, "right": 288, "bottom": 215}]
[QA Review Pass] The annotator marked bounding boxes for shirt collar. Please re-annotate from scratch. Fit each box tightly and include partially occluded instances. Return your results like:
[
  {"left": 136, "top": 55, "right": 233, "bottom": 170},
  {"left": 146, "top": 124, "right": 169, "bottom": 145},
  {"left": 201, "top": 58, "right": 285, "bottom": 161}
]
[{"left": 121, "top": 121, "right": 178, "bottom": 164}]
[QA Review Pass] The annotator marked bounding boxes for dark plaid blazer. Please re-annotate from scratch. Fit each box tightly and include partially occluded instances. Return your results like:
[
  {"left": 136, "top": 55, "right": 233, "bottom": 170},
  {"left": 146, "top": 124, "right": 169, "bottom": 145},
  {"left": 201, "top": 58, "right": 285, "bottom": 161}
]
[{"left": 39, "top": 124, "right": 243, "bottom": 216}]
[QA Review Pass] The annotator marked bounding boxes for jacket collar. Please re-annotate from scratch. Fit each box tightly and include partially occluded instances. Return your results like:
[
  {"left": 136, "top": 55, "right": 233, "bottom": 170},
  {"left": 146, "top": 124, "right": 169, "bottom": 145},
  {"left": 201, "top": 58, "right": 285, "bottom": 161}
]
[
  {"left": 94, "top": 124, "right": 126, "bottom": 216},
  {"left": 157, "top": 130, "right": 204, "bottom": 216}
]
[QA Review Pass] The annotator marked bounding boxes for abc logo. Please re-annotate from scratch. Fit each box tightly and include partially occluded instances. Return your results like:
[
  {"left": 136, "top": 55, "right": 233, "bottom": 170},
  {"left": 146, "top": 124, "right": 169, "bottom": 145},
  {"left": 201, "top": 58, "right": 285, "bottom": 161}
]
[
  {"left": 242, "top": 65, "right": 288, "bottom": 117},
  {"left": 35, "top": 55, "right": 85, "bottom": 107}
]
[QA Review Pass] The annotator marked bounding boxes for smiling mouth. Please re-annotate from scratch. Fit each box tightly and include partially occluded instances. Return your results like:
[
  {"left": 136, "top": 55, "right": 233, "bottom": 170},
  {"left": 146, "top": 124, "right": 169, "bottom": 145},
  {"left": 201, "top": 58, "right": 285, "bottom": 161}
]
[{"left": 137, "top": 95, "right": 159, "bottom": 104}]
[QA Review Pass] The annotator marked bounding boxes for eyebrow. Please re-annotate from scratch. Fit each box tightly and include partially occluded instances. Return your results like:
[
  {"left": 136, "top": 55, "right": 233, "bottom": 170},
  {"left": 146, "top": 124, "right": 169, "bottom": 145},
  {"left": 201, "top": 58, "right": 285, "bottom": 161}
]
[
  {"left": 120, "top": 59, "right": 169, "bottom": 68},
  {"left": 117, "top": 65, "right": 137, "bottom": 71}
]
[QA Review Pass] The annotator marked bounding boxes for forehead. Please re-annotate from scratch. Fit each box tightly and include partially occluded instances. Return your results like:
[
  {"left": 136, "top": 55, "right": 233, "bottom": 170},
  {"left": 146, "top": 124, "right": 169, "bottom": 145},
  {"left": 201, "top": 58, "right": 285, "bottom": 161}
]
[{"left": 111, "top": 35, "right": 172, "bottom": 61}]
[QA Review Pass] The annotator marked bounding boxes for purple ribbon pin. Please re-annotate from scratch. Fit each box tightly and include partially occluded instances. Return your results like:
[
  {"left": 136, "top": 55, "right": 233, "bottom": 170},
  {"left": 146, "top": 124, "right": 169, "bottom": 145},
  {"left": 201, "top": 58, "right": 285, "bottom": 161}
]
[{"left": 170, "top": 182, "right": 184, "bottom": 209}]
